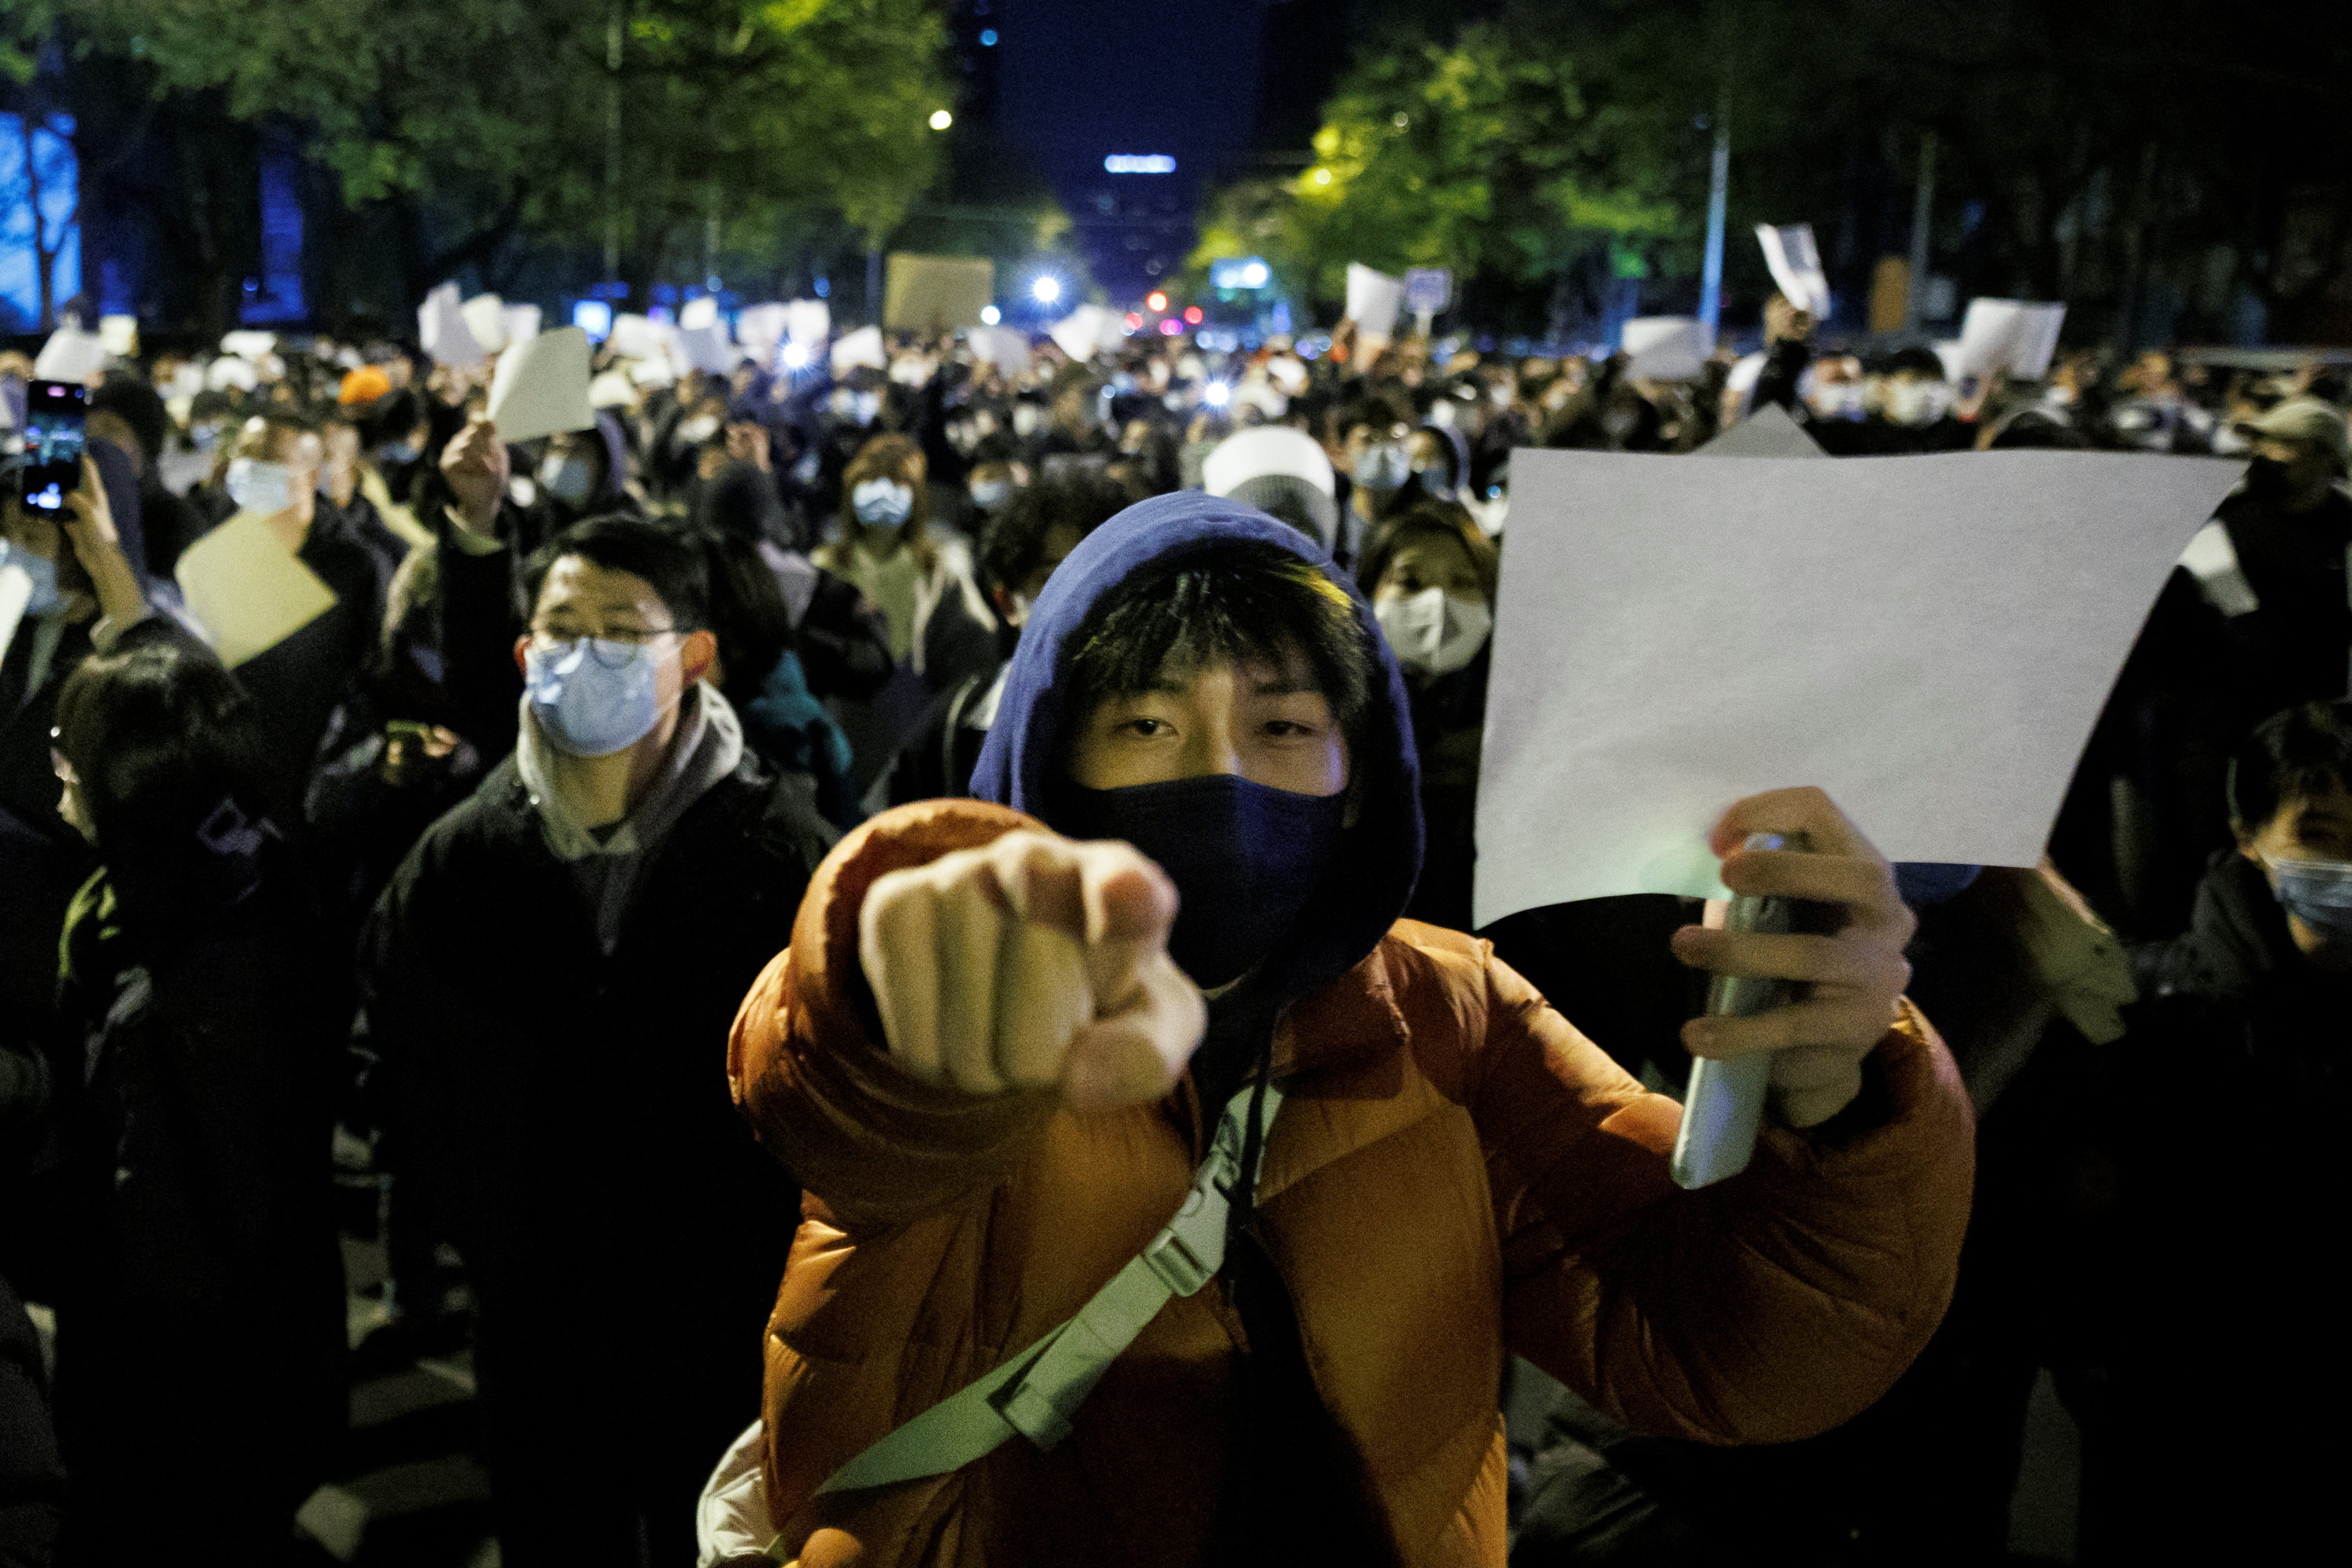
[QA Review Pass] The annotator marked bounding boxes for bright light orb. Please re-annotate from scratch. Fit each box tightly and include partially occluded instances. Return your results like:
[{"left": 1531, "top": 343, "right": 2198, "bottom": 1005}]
[
  {"left": 1145, "top": 291, "right": 1168, "bottom": 313},
  {"left": 979, "top": 305, "right": 1002, "bottom": 325},
  {"left": 1240, "top": 261, "right": 1269, "bottom": 288},
  {"left": 929, "top": 110, "right": 953, "bottom": 131},
  {"left": 1203, "top": 382, "right": 1230, "bottom": 408},
  {"left": 1031, "top": 276, "right": 1063, "bottom": 305},
  {"left": 779, "top": 342, "right": 811, "bottom": 370}
]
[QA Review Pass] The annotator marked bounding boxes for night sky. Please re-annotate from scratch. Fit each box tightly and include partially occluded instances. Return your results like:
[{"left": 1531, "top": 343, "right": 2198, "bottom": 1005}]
[{"left": 973, "top": 0, "right": 1357, "bottom": 300}]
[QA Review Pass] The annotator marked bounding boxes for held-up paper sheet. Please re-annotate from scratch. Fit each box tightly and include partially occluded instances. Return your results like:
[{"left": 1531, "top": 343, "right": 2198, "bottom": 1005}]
[
  {"left": 1473, "top": 449, "right": 2246, "bottom": 927},
  {"left": 176, "top": 512, "right": 339, "bottom": 669}
]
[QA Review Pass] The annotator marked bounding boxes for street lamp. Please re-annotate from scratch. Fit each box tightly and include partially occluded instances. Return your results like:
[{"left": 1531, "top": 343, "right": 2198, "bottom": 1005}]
[
  {"left": 1031, "top": 276, "right": 1063, "bottom": 306},
  {"left": 929, "top": 109, "right": 953, "bottom": 131}
]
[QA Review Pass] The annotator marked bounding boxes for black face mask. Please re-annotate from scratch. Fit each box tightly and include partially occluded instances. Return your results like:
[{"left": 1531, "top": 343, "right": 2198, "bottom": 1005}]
[
  {"left": 1058, "top": 773, "right": 1346, "bottom": 990},
  {"left": 2242, "top": 454, "right": 2290, "bottom": 501}
]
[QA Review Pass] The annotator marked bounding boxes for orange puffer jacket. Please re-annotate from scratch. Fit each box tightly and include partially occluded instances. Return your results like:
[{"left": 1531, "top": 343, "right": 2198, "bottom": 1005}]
[{"left": 727, "top": 801, "right": 1976, "bottom": 1567}]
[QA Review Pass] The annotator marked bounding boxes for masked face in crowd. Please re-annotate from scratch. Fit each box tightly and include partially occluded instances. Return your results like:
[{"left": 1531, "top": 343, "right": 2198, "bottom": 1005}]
[
  {"left": 1061, "top": 648, "right": 1350, "bottom": 988},
  {"left": 538, "top": 430, "right": 605, "bottom": 511},
  {"left": 1345, "top": 422, "right": 1412, "bottom": 494},
  {"left": 2241, "top": 778, "right": 2352, "bottom": 969},
  {"left": 515, "top": 555, "right": 716, "bottom": 759},
  {"left": 851, "top": 477, "right": 915, "bottom": 529},
  {"left": 1879, "top": 370, "right": 1952, "bottom": 428},
  {"left": 1372, "top": 531, "right": 1492, "bottom": 678},
  {"left": 225, "top": 419, "right": 324, "bottom": 536}
]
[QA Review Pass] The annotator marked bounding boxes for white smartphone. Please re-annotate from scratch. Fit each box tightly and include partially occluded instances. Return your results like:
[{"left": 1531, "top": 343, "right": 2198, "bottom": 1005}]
[{"left": 1669, "top": 831, "right": 1800, "bottom": 1189}]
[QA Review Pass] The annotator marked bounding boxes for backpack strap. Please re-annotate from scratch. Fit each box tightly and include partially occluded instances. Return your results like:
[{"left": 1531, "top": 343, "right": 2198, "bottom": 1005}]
[{"left": 805, "top": 1078, "right": 1285, "bottom": 1501}]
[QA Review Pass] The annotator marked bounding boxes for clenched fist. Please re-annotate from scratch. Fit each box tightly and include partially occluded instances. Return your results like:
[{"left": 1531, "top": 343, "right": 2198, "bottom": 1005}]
[{"left": 859, "top": 829, "right": 1207, "bottom": 1111}]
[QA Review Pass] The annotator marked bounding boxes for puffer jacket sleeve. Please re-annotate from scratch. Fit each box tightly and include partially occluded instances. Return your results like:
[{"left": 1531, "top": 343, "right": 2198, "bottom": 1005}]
[
  {"left": 1465, "top": 941, "right": 1974, "bottom": 1446},
  {"left": 728, "top": 800, "right": 1064, "bottom": 1230}
]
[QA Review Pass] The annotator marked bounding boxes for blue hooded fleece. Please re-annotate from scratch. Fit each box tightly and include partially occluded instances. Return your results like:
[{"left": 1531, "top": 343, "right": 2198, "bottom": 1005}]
[{"left": 968, "top": 491, "right": 1426, "bottom": 1011}]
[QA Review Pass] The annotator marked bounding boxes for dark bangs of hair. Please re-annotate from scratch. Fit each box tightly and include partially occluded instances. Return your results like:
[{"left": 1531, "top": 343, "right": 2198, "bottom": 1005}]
[
  {"left": 2230, "top": 701, "right": 2352, "bottom": 831},
  {"left": 1063, "top": 540, "right": 1376, "bottom": 749}
]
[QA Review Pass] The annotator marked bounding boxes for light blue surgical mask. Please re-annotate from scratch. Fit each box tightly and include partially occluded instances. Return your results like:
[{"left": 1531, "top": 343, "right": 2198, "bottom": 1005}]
[
  {"left": 539, "top": 454, "right": 595, "bottom": 508},
  {"left": 968, "top": 478, "right": 1011, "bottom": 512},
  {"left": 1, "top": 539, "right": 62, "bottom": 618},
  {"left": 524, "top": 636, "right": 669, "bottom": 757},
  {"left": 377, "top": 441, "right": 421, "bottom": 466},
  {"left": 2267, "top": 855, "right": 2352, "bottom": 937},
  {"left": 226, "top": 457, "right": 294, "bottom": 515},
  {"left": 852, "top": 478, "right": 914, "bottom": 527},
  {"left": 1351, "top": 442, "right": 1409, "bottom": 492}
]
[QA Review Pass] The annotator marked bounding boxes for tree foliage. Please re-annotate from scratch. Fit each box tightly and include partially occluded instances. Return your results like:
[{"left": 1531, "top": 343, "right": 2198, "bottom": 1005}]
[{"left": 29, "top": 0, "right": 952, "bottom": 308}]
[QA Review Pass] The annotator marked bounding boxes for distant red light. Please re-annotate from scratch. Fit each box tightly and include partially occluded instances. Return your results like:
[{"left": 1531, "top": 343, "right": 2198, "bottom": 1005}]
[
  {"left": 1183, "top": 306, "right": 1204, "bottom": 325},
  {"left": 1125, "top": 312, "right": 1143, "bottom": 330},
  {"left": 1145, "top": 291, "right": 1168, "bottom": 313}
]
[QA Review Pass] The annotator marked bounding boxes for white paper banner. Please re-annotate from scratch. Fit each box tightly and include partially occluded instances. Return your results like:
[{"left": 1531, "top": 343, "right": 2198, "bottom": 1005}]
[
  {"left": 1620, "top": 316, "right": 1706, "bottom": 381},
  {"left": 1046, "top": 306, "right": 1117, "bottom": 363},
  {"left": 418, "top": 284, "right": 485, "bottom": 369},
  {"left": 829, "top": 325, "right": 887, "bottom": 375},
  {"left": 485, "top": 326, "right": 596, "bottom": 443},
  {"left": 605, "top": 313, "right": 674, "bottom": 362},
  {"left": 1473, "top": 449, "right": 2247, "bottom": 926},
  {"left": 1345, "top": 264, "right": 1405, "bottom": 341},
  {"left": 1954, "top": 299, "right": 2068, "bottom": 381},
  {"left": 459, "top": 293, "right": 509, "bottom": 354},
  {"left": 786, "top": 300, "right": 832, "bottom": 346},
  {"left": 32, "top": 329, "right": 109, "bottom": 383},
  {"left": 1755, "top": 223, "right": 1832, "bottom": 319}
]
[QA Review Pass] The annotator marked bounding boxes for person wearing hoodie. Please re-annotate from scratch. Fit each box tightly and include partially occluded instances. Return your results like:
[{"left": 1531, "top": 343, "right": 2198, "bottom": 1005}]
[
  {"left": 45, "top": 635, "right": 346, "bottom": 1567},
  {"left": 2088, "top": 700, "right": 2351, "bottom": 1559},
  {"left": 724, "top": 494, "right": 1974, "bottom": 1567},
  {"left": 357, "top": 516, "right": 836, "bottom": 1567}
]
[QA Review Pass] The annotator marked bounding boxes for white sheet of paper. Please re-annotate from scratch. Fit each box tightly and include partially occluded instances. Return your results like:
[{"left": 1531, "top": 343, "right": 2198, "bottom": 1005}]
[
  {"left": 671, "top": 324, "right": 735, "bottom": 375},
  {"left": 175, "top": 511, "right": 340, "bottom": 669},
  {"left": 831, "top": 325, "right": 887, "bottom": 374},
  {"left": 606, "top": 314, "right": 673, "bottom": 362},
  {"left": 786, "top": 300, "right": 832, "bottom": 346},
  {"left": 219, "top": 330, "right": 278, "bottom": 361},
  {"left": 205, "top": 356, "right": 258, "bottom": 393},
  {"left": 737, "top": 304, "right": 788, "bottom": 355},
  {"left": 967, "top": 325, "right": 1032, "bottom": 374},
  {"left": 679, "top": 297, "right": 721, "bottom": 333},
  {"left": 1346, "top": 264, "right": 1405, "bottom": 341},
  {"left": 418, "top": 285, "right": 485, "bottom": 369},
  {"left": 1620, "top": 317, "right": 1706, "bottom": 381},
  {"left": 1473, "top": 449, "right": 2247, "bottom": 926},
  {"left": 98, "top": 315, "right": 140, "bottom": 357},
  {"left": 460, "top": 293, "right": 508, "bottom": 354},
  {"left": 33, "top": 329, "right": 108, "bottom": 383},
  {"left": 1755, "top": 223, "right": 1832, "bottom": 319},
  {"left": 1696, "top": 403, "right": 1825, "bottom": 458},
  {"left": 485, "top": 326, "right": 595, "bottom": 443},
  {"left": 1955, "top": 299, "right": 2067, "bottom": 381},
  {"left": 1046, "top": 307, "right": 1114, "bottom": 362},
  {"left": 502, "top": 304, "right": 542, "bottom": 346}
]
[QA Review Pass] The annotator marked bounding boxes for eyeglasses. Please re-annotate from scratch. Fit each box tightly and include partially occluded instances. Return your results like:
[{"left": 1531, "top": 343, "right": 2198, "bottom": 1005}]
[{"left": 528, "top": 626, "right": 679, "bottom": 667}]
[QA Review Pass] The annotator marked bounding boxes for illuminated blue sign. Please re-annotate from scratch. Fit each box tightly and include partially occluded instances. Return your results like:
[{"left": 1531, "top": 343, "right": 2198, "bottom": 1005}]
[{"left": 1103, "top": 155, "right": 1177, "bottom": 175}]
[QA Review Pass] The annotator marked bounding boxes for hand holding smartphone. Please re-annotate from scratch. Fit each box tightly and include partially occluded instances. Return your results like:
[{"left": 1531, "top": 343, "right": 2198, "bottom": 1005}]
[
  {"left": 19, "top": 380, "right": 88, "bottom": 513},
  {"left": 1670, "top": 831, "right": 1803, "bottom": 1189}
]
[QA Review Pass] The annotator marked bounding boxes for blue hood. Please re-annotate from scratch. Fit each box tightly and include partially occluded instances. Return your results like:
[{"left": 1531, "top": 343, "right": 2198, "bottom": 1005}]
[{"left": 970, "top": 491, "right": 1424, "bottom": 1008}]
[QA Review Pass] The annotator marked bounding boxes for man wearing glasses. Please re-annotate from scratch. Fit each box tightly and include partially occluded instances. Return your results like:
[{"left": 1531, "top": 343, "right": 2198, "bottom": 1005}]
[{"left": 356, "top": 515, "right": 837, "bottom": 1567}]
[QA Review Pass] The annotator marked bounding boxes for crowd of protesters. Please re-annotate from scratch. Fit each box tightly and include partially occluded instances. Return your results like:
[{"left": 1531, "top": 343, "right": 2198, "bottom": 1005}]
[{"left": 0, "top": 288, "right": 2344, "bottom": 1568}]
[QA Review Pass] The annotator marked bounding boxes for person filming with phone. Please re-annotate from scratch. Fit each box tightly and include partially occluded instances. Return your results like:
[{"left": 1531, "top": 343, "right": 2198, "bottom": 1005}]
[{"left": 719, "top": 494, "right": 1973, "bottom": 1568}]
